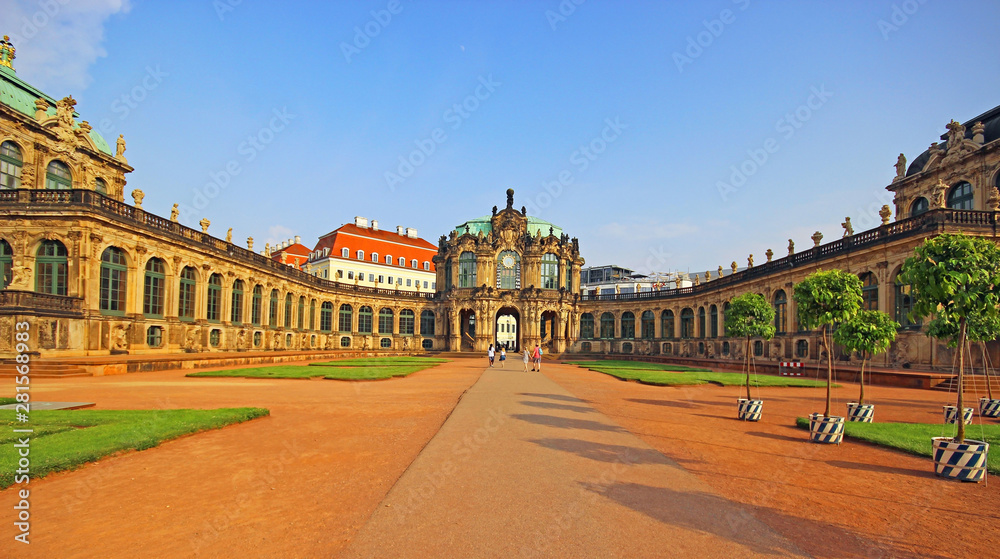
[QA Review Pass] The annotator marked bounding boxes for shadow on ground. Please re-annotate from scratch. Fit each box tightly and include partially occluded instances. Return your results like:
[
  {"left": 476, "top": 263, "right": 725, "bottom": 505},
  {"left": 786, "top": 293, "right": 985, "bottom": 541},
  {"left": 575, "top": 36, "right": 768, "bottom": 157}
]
[
  {"left": 527, "top": 438, "right": 674, "bottom": 466},
  {"left": 511, "top": 414, "right": 624, "bottom": 433},
  {"left": 519, "top": 400, "right": 595, "bottom": 414}
]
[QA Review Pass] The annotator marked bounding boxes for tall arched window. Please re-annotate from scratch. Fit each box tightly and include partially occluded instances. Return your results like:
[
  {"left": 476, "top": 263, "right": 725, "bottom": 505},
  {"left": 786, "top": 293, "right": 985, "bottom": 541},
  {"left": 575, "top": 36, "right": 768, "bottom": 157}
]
[
  {"left": 179, "top": 267, "right": 196, "bottom": 321},
  {"left": 45, "top": 160, "right": 72, "bottom": 190},
  {"left": 444, "top": 258, "right": 453, "bottom": 290},
  {"left": 231, "top": 280, "right": 245, "bottom": 324},
  {"left": 420, "top": 310, "right": 435, "bottom": 336},
  {"left": 600, "top": 312, "right": 615, "bottom": 339},
  {"left": 341, "top": 248, "right": 349, "bottom": 258},
  {"left": 309, "top": 299, "right": 316, "bottom": 330},
  {"left": 661, "top": 310, "right": 675, "bottom": 339},
  {"left": 356, "top": 250, "right": 364, "bottom": 260},
  {"left": 698, "top": 307, "right": 706, "bottom": 339},
  {"left": 621, "top": 311, "right": 635, "bottom": 339},
  {"left": 723, "top": 302, "right": 730, "bottom": 336},
  {"left": 0, "top": 141, "right": 22, "bottom": 189},
  {"left": 710, "top": 304, "right": 719, "bottom": 338},
  {"left": 297, "top": 296, "right": 305, "bottom": 330},
  {"left": 339, "top": 304, "right": 353, "bottom": 332},
  {"left": 0, "top": 240, "right": 12, "bottom": 289},
  {"left": 910, "top": 197, "right": 929, "bottom": 217},
  {"left": 641, "top": 310, "right": 655, "bottom": 339},
  {"left": 411, "top": 259, "right": 418, "bottom": 269},
  {"left": 541, "top": 253, "right": 559, "bottom": 290},
  {"left": 400, "top": 309, "right": 415, "bottom": 335},
  {"left": 399, "top": 256, "right": 406, "bottom": 267},
  {"left": 99, "top": 247, "right": 127, "bottom": 315},
  {"left": 947, "top": 181, "right": 974, "bottom": 210},
  {"left": 269, "top": 289, "right": 279, "bottom": 327},
  {"left": 358, "top": 306, "right": 373, "bottom": 333},
  {"left": 320, "top": 302, "right": 333, "bottom": 332},
  {"left": 496, "top": 251, "right": 520, "bottom": 289},
  {"left": 251, "top": 285, "right": 262, "bottom": 326},
  {"left": 142, "top": 258, "right": 166, "bottom": 318},
  {"left": 379, "top": 307, "right": 394, "bottom": 334},
  {"left": 680, "top": 308, "right": 694, "bottom": 339},
  {"left": 36, "top": 240, "right": 68, "bottom": 295},
  {"left": 372, "top": 252, "right": 379, "bottom": 263},
  {"left": 894, "top": 274, "right": 920, "bottom": 329},
  {"left": 459, "top": 251, "right": 477, "bottom": 288},
  {"left": 860, "top": 272, "right": 878, "bottom": 311},
  {"left": 580, "top": 313, "right": 595, "bottom": 339},
  {"left": 206, "top": 274, "right": 223, "bottom": 323},
  {"left": 284, "top": 294, "right": 293, "bottom": 328},
  {"left": 773, "top": 290, "right": 787, "bottom": 334},
  {"left": 94, "top": 177, "right": 108, "bottom": 195}
]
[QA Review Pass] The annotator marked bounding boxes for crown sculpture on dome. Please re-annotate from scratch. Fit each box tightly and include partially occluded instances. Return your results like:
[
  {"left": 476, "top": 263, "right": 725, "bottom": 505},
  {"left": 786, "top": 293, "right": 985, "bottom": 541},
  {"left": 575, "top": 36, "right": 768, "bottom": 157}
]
[{"left": 0, "top": 36, "right": 15, "bottom": 71}]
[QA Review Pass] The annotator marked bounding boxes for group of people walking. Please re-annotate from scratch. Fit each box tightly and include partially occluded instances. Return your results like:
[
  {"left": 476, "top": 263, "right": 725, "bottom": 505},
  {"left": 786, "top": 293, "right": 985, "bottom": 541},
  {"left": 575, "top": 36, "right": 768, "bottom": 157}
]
[{"left": 487, "top": 343, "right": 543, "bottom": 371}]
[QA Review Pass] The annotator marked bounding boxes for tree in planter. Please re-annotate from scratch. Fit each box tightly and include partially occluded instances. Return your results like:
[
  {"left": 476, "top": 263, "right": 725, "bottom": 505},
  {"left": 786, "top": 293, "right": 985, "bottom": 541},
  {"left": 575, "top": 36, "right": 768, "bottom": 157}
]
[
  {"left": 724, "top": 292, "right": 776, "bottom": 400},
  {"left": 833, "top": 310, "right": 899, "bottom": 406},
  {"left": 793, "top": 269, "right": 863, "bottom": 417},
  {"left": 899, "top": 233, "right": 1000, "bottom": 443}
]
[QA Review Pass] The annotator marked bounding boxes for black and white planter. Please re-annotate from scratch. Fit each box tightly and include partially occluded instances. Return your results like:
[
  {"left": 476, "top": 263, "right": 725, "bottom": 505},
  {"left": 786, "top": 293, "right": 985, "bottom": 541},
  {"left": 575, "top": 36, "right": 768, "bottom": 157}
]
[
  {"left": 931, "top": 437, "right": 990, "bottom": 482},
  {"left": 846, "top": 402, "right": 874, "bottom": 423},
  {"left": 808, "top": 413, "right": 845, "bottom": 444},
  {"left": 980, "top": 398, "right": 1000, "bottom": 418},
  {"left": 737, "top": 398, "right": 763, "bottom": 421},
  {"left": 942, "top": 406, "right": 974, "bottom": 425}
]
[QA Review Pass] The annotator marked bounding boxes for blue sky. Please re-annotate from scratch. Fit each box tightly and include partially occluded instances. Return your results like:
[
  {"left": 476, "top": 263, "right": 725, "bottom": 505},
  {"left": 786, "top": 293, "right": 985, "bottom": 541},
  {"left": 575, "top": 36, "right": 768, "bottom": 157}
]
[{"left": 6, "top": 0, "right": 1000, "bottom": 275}]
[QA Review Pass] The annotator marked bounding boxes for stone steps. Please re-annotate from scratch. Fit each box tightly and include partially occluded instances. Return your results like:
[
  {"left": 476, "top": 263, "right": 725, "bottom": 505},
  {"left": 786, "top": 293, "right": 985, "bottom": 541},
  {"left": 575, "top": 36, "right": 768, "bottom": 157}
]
[{"left": 0, "top": 361, "right": 92, "bottom": 378}]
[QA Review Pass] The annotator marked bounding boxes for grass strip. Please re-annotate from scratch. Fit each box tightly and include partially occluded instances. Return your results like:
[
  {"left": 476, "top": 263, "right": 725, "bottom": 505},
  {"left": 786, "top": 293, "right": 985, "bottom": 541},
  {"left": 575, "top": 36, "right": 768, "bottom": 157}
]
[
  {"left": 587, "top": 366, "right": 832, "bottom": 387},
  {"left": 794, "top": 417, "right": 999, "bottom": 475},
  {"left": 0, "top": 397, "right": 18, "bottom": 406},
  {"left": 566, "top": 360, "right": 711, "bottom": 371},
  {"left": 188, "top": 363, "right": 436, "bottom": 380},
  {"left": 308, "top": 357, "right": 448, "bottom": 367},
  {"left": 0, "top": 407, "right": 269, "bottom": 489}
]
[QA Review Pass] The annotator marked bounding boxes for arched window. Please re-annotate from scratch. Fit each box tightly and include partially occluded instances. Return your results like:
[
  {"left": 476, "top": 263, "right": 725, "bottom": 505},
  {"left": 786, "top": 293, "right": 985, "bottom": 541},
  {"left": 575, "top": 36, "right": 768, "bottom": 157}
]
[
  {"left": 600, "top": 312, "right": 615, "bottom": 339},
  {"left": 860, "top": 272, "right": 878, "bottom": 311},
  {"left": 372, "top": 252, "right": 379, "bottom": 263},
  {"left": 947, "top": 181, "right": 974, "bottom": 210},
  {"left": 496, "top": 251, "right": 520, "bottom": 289},
  {"left": 411, "top": 259, "right": 418, "bottom": 269},
  {"left": 680, "top": 308, "right": 694, "bottom": 339},
  {"left": 339, "top": 304, "right": 353, "bottom": 332},
  {"left": 423, "top": 261, "right": 430, "bottom": 271},
  {"left": 309, "top": 299, "right": 316, "bottom": 330},
  {"left": 420, "top": 310, "right": 435, "bottom": 336},
  {"left": 661, "top": 310, "right": 675, "bottom": 339},
  {"left": 251, "top": 285, "right": 262, "bottom": 326},
  {"left": 723, "top": 302, "right": 730, "bottom": 336},
  {"left": 320, "top": 302, "right": 333, "bottom": 332},
  {"left": 178, "top": 267, "right": 196, "bottom": 321},
  {"left": 269, "top": 289, "right": 279, "bottom": 327},
  {"left": 36, "top": 240, "right": 67, "bottom": 296},
  {"left": 541, "top": 253, "right": 559, "bottom": 290},
  {"left": 621, "top": 311, "right": 635, "bottom": 339},
  {"left": 894, "top": 274, "right": 920, "bottom": 329},
  {"left": 206, "top": 274, "right": 223, "bottom": 322},
  {"left": 297, "top": 296, "right": 305, "bottom": 330},
  {"left": 231, "top": 280, "right": 244, "bottom": 324},
  {"left": 284, "top": 294, "right": 293, "bottom": 328},
  {"left": 94, "top": 177, "right": 108, "bottom": 195},
  {"left": 773, "top": 290, "right": 787, "bottom": 334},
  {"left": 796, "top": 339, "right": 809, "bottom": 358},
  {"left": 0, "top": 240, "right": 12, "bottom": 289},
  {"left": 379, "top": 307, "right": 394, "bottom": 334},
  {"left": 0, "top": 141, "right": 23, "bottom": 189},
  {"left": 444, "top": 258, "right": 453, "bottom": 290},
  {"left": 341, "top": 248, "right": 349, "bottom": 258},
  {"left": 400, "top": 309, "right": 415, "bottom": 335},
  {"left": 710, "top": 304, "right": 719, "bottom": 338},
  {"left": 910, "top": 197, "right": 929, "bottom": 217},
  {"left": 356, "top": 250, "right": 364, "bottom": 260},
  {"left": 698, "top": 307, "right": 706, "bottom": 339},
  {"left": 399, "top": 256, "right": 406, "bottom": 267},
  {"left": 641, "top": 310, "right": 655, "bottom": 339},
  {"left": 580, "top": 313, "right": 595, "bottom": 339},
  {"left": 142, "top": 258, "right": 166, "bottom": 318},
  {"left": 45, "top": 160, "right": 72, "bottom": 190},
  {"left": 99, "top": 247, "right": 127, "bottom": 315},
  {"left": 358, "top": 306, "right": 373, "bottom": 334},
  {"left": 459, "top": 251, "right": 477, "bottom": 288}
]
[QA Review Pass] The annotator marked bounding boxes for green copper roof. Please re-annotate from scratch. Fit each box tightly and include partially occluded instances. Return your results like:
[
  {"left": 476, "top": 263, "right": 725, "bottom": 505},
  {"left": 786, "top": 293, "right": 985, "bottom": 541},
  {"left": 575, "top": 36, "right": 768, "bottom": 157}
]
[
  {"left": 0, "top": 64, "right": 114, "bottom": 157},
  {"left": 455, "top": 215, "right": 563, "bottom": 238}
]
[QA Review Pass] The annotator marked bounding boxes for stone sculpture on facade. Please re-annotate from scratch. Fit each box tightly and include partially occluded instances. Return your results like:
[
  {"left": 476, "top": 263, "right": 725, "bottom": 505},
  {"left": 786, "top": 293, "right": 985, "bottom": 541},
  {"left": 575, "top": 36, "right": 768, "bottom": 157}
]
[
  {"left": 841, "top": 217, "right": 853, "bottom": 237},
  {"left": 131, "top": 189, "right": 144, "bottom": 209},
  {"left": 200, "top": 218, "right": 211, "bottom": 233},
  {"left": 894, "top": 153, "right": 906, "bottom": 180},
  {"left": 811, "top": 231, "right": 823, "bottom": 247},
  {"left": 879, "top": 205, "right": 892, "bottom": 225},
  {"left": 170, "top": 204, "right": 179, "bottom": 222}
]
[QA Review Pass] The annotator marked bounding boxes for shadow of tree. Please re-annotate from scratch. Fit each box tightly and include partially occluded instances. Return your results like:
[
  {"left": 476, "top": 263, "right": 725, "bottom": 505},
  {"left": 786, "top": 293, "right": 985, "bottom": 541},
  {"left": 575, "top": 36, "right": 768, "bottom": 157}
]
[
  {"left": 511, "top": 414, "right": 624, "bottom": 432},
  {"left": 825, "top": 460, "right": 932, "bottom": 479},
  {"left": 527, "top": 437, "right": 673, "bottom": 466},
  {"left": 519, "top": 400, "right": 595, "bottom": 414},
  {"left": 517, "top": 392, "right": 589, "bottom": 403},
  {"left": 625, "top": 398, "right": 698, "bottom": 409}
]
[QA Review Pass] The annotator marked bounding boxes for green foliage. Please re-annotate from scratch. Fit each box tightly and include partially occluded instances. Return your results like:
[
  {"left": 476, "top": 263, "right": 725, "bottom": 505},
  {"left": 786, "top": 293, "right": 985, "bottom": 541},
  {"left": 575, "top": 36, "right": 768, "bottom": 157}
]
[
  {"left": 724, "top": 292, "right": 777, "bottom": 340},
  {"left": 793, "top": 269, "right": 864, "bottom": 330},
  {"left": 0, "top": 397, "right": 17, "bottom": 406},
  {"left": 898, "top": 233, "right": 1000, "bottom": 345},
  {"left": 833, "top": 310, "right": 899, "bottom": 358}
]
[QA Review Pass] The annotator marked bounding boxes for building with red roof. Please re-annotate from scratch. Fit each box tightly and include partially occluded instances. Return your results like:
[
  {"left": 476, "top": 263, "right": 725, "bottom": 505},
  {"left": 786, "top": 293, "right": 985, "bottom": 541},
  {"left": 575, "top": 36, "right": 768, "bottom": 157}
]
[{"left": 269, "top": 235, "right": 311, "bottom": 269}]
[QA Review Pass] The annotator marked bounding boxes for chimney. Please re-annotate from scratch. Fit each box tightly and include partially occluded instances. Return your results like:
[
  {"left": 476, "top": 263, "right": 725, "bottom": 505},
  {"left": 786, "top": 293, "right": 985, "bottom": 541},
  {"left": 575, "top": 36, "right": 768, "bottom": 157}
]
[
  {"left": 294, "top": 235, "right": 301, "bottom": 245},
  {"left": 371, "top": 220, "right": 379, "bottom": 231},
  {"left": 405, "top": 227, "right": 418, "bottom": 239},
  {"left": 396, "top": 225, "right": 405, "bottom": 235},
  {"left": 354, "top": 216, "right": 368, "bottom": 228},
  {"left": 287, "top": 238, "right": 293, "bottom": 247},
  {"left": 280, "top": 241, "right": 287, "bottom": 249}
]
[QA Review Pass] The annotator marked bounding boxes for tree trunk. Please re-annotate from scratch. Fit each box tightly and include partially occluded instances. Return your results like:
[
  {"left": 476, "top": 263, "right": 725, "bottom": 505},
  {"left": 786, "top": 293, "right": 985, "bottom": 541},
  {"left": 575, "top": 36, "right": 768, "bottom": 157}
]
[
  {"left": 956, "top": 318, "right": 967, "bottom": 443},
  {"left": 984, "top": 343, "right": 995, "bottom": 400},
  {"left": 824, "top": 325, "right": 832, "bottom": 417},
  {"left": 858, "top": 353, "right": 866, "bottom": 406},
  {"left": 745, "top": 336, "right": 752, "bottom": 400}
]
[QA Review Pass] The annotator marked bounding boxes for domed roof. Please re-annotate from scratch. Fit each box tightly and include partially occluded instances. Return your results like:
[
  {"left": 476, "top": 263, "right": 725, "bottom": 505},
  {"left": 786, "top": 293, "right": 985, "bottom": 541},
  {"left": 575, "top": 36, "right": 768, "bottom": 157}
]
[
  {"left": 906, "top": 104, "right": 1000, "bottom": 177},
  {"left": 454, "top": 215, "right": 564, "bottom": 238}
]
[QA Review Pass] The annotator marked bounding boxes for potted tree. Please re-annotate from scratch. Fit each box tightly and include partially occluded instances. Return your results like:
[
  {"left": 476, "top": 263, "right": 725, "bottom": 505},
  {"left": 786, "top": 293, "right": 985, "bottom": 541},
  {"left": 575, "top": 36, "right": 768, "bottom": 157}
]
[
  {"left": 724, "top": 293, "right": 776, "bottom": 421},
  {"left": 833, "top": 310, "right": 899, "bottom": 422},
  {"left": 793, "top": 269, "right": 863, "bottom": 443},
  {"left": 928, "top": 313, "right": 1000, "bottom": 423},
  {"left": 899, "top": 233, "right": 998, "bottom": 482}
]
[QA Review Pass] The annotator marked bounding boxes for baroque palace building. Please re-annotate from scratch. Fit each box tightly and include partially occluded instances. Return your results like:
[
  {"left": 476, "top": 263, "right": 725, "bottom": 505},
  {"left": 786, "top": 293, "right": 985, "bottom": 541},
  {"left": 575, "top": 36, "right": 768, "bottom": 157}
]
[{"left": 2, "top": 35, "right": 1000, "bottom": 372}]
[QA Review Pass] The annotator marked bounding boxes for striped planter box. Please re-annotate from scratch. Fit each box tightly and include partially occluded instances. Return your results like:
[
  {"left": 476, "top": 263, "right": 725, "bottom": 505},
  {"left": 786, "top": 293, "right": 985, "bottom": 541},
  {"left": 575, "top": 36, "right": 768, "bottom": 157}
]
[
  {"left": 942, "top": 406, "right": 974, "bottom": 425},
  {"left": 808, "top": 413, "right": 845, "bottom": 444},
  {"left": 846, "top": 402, "right": 874, "bottom": 423},
  {"left": 737, "top": 398, "right": 763, "bottom": 422},
  {"left": 931, "top": 437, "right": 989, "bottom": 482},
  {"left": 980, "top": 398, "right": 1000, "bottom": 418}
]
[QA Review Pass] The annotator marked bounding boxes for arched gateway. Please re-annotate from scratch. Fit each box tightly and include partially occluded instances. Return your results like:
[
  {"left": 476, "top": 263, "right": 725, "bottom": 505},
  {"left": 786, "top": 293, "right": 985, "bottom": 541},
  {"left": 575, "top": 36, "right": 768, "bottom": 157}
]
[{"left": 435, "top": 189, "right": 585, "bottom": 354}]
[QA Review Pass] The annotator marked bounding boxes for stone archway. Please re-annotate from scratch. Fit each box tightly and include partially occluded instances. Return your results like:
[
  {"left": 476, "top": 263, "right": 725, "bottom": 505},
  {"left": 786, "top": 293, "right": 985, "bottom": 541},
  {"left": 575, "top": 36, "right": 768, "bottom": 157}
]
[
  {"left": 540, "top": 310, "right": 558, "bottom": 352},
  {"left": 459, "top": 308, "right": 476, "bottom": 351},
  {"left": 495, "top": 306, "right": 520, "bottom": 353}
]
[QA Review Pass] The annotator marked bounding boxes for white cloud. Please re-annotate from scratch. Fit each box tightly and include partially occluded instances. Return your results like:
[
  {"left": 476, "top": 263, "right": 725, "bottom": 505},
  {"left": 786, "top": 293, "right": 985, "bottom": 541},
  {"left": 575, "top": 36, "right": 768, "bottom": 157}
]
[
  {"left": 264, "top": 225, "right": 296, "bottom": 248},
  {"left": 598, "top": 220, "right": 698, "bottom": 242},
  {"left": 5, "top": 0, "right": 131, "bottom": 92}
]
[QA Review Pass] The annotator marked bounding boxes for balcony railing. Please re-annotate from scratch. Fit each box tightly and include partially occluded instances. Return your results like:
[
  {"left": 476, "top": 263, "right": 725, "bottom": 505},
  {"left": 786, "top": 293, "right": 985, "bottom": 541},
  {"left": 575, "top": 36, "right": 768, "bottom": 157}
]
[{"left": 0, "top": 290, "right": 85, "bottom": 317}]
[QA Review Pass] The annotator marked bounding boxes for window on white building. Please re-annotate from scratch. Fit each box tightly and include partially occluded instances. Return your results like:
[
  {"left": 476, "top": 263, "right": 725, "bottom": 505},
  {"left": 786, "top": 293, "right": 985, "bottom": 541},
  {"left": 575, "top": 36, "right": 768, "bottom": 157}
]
[
  {"left": 423, "top": 281, "right": 428, "bottom": 288},
  {"left": 369, "top": 274, "right": 375, "bottom": 282},
  {"left": 411, "top": 259, "right": 418, "bottom": 268},
  {"left": 423, "top": 261, "right": 430, "bottom": 270},
  {"left": 398, "top": 257, "right": 405, "bottom": 266},
  {"left": 348, "top": 271, "right": 354, "bottom": 280},
  {"left": 342, "top": 248, "right": 349, "bottom": 258},
  {"left": 406, "top": 279, "right": 412, "bottom": 286},
  {"left": 356, "top": 250, "right": 364, "bottom": 260}
]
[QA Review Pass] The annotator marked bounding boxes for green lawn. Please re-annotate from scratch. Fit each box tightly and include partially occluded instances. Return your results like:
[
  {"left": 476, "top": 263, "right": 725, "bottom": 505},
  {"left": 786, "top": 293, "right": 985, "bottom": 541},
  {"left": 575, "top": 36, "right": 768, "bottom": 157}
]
[
  {"left": 0, "top": 407, "right": 269, "bottom": 489},
  {"left": 577, "top": 364, "right": 832, "bottom": 388},
  {"left": 794, "top": 418, "right": 999, "bottom": 475},
  {"left": 0, "top": 397, "right": 17, "bottom": 406},
  {"left": 566, "top": 360, "right": 712, "bottom": 372},
  {"left": 188, "top": 362, "right": 439, "bottom": 380},
  {"left": 308, "top": 357, "right": 448, "bottom": 367}
]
